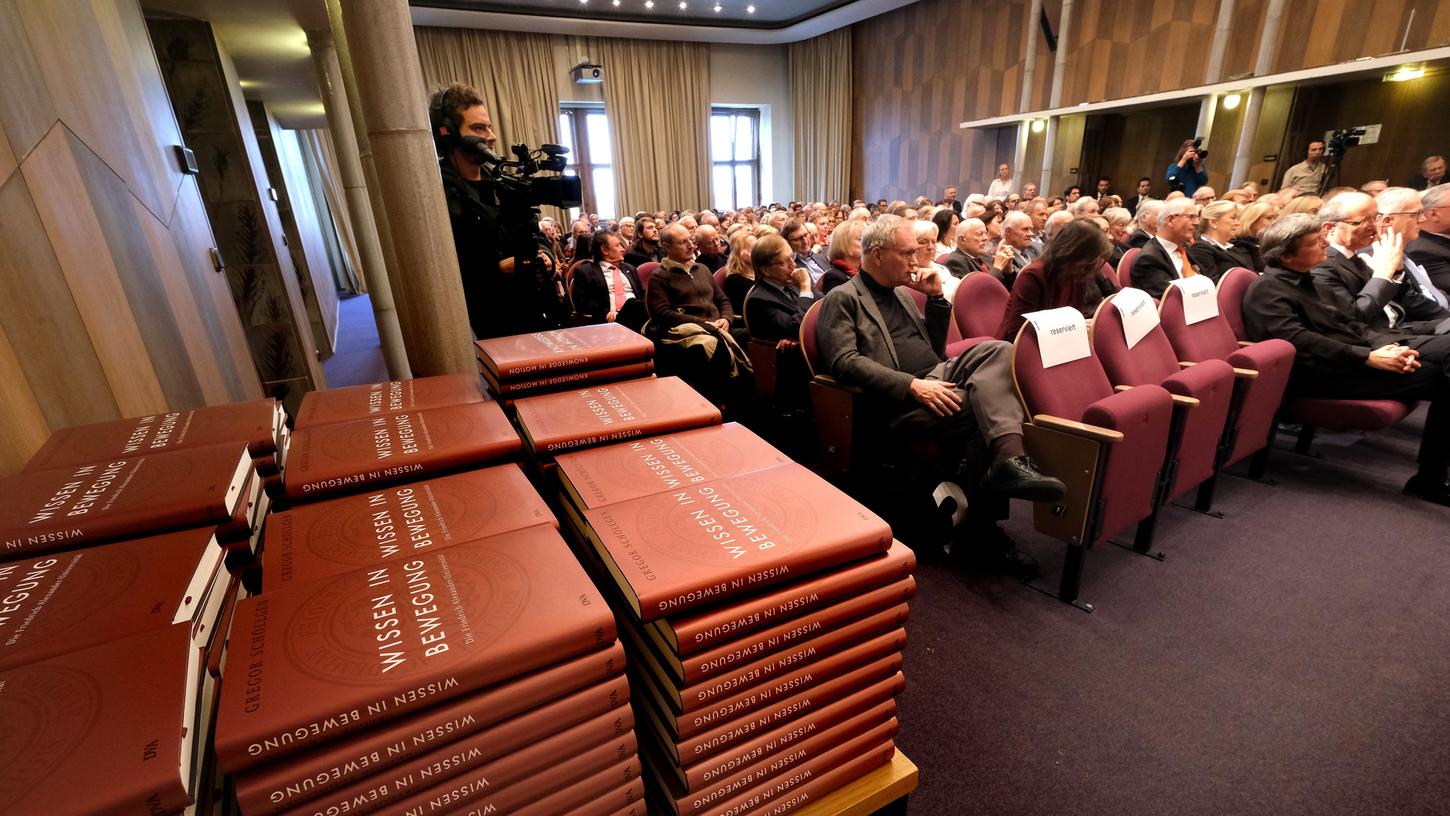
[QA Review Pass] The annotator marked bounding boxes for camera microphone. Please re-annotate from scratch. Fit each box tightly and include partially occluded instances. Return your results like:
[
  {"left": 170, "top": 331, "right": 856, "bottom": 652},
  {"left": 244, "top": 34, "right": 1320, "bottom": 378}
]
[{"left": 460, "top": 135, "right": 502, "bottom": 165}]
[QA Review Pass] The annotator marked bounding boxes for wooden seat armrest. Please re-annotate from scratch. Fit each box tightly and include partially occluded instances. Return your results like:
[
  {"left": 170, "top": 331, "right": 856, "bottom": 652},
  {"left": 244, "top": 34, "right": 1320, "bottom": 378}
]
[
  {"left": 1232, "top": 367, "right": 1259, "bottom": 379},
  {"left": 811, "top": 374, "right": 865, "bottom": 394},
  {"left": 1170, "top": 393, "right": 1200, "bottom": 407},
  {"left": 1031, "top": 414, "right": 1125, "bottom": 443},
  {"left": 1178, "top": 360, "right": 1196, "bottom": 368},
  {"left": 1237, "top": 340, "right": 1253, "bottom": 347},
  {"left": 1114, "top": 384, "right": 1133, "bottom": 393}
]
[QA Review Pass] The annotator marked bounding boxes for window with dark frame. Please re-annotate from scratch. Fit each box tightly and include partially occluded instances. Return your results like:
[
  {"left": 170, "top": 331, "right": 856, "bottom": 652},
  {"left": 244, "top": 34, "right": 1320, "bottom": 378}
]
[
  {"left": 710, "top": 107, "right": 761, "bottom": 211},
  {"left": 557, "top": 105, "right": 617, "bottom": 220}
]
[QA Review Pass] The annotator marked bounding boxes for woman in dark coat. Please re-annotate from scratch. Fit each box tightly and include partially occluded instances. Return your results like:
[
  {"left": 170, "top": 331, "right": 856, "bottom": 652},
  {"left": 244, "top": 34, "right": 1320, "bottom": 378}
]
[{"left": 997, "top": 219, "right": 1118, "bottom": 340}]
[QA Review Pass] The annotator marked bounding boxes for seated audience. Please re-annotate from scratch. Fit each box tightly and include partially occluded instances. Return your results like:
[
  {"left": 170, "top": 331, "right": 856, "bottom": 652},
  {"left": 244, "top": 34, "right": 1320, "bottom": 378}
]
[
  {"left": 820, "top": 220, "right": 866, "bottom": 294},
  {"left": 1377, "top": 187, "right": 1448, "bottom": 309},
  {"left": 932, "top": 208, "right": 960, "bottom": 257},
  {"left": 1130, "top": 197, "right": 1203, "bottom": 298},
  {"left": 647, "top": 223, "right": 752, "bottom": 403},
  {"left": 721, "top": 229, "right": 759, "bottom": 322},
  {"left": 1127, "top": 199, "right": 1162, "bottom": 249},
  {"left": 913, "top": 220, "right": 960, "bottom": 302},
  {"left": 1243, "top": 214, "right": 1450, "bottom": 506},
  {"left": 944, "top": 217, "right": 1013, "bottom": 281},
  {"left": 999, "top": 210, "right": 1036, "bottom": 289},
  {"left": 1282, "top": 195, "right": 1324, "bottom": 216},
  {"left": 1188, "top": 200, "right": 1252, "bottom": 281},
  {"left": 785, "top": 218, "right": 831, "bottom": 290},
  {"left": 624, "top": 216, "right": 663, "bottom": 266},
  {"left": 1361, "top": 179, "right": 1390, "bottom": 197},
  {"left": 1103, "top": 206, "right": 1132, "bottom": 268},
  {"left": 1421, "top": 154, "right": 1446, "bottom": 189},
  {"left": 1192, "top": 186, "right": 1217, "bottom": 207},
  {"left": 694, "top": 224, "right": 728, "bottom": 273},
  {"left": 1072, "top": 197, "right": 1100, "bottom": 217},
  {"left": 816, "top": 215, "right": 1066, "bottom": 574},
  {"left": 996, "top": 219, "right": 1118, "bottom": 340},
  {"left": 1234, "top": 200, "right": 1278, "bottom": 272},
  {"left": 1042, "top": 210, "right": 1073, "bottom": 244},
  {"left": 743, "top": 234, "right": 812, "bottom": 345},
  {"left": 1407, "top": 183, "right": 1450, "bottom": 297},
  {"left": 570, "top": 231, "right": 647, "bottom": 332},
  {"left": 1311, "top": 191, "right": 1450, "bottom": 342}
]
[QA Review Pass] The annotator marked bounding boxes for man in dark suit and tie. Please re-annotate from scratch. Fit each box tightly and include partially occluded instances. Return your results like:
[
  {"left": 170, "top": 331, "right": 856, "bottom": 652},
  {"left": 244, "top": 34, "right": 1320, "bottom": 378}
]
[
  {"left": 570, "top": 231, "right": 648, "bottom": 332},
  {"left": 784, "top": 219, "right": 830, "bottom": 292},
  {"left": 1407, "top": 183, "right": 1450, "bottom": 297},
  {"left": 1310, "top": 192, "right": 1450, "bottom": 360},
  {"left": 1126, "top": 198, "right": 1161, "bottom": 249},
  {"left": 1130, "top": 198, "right": 1202, "bottom": 299},
  {"left": 1126, "top": 177, "right": 1153, "bottom": 217},
  {"left": 744, "top": 234, "right": 813, "bottom": 344},
  {"left": 1421, "top": 155, "right": 1446, "bottom": 190}
]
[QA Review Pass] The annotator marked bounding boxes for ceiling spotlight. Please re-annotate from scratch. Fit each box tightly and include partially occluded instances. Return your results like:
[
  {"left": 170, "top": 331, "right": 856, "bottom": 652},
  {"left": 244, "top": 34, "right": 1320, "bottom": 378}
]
[
  {"left": 1385, "top": 65, "right": 1425, "bottom": 82},
  {"left": 644, "top": 0, "right": 653, "bottom": 7},
  {"left": 612, "top": 0, "right": 620, "bottom": 4},
  {"left": 679, "top": 1, "right": 687, "bottom": 8},
  {"left": 747, "top": 3, "right": 755, "bottom": 11},
  {"left": 1222, "top": 93, "right": 1241, "bottom": 110},
  {"left": 714, "top": 2, "right": 722, "bottom": 10},
  {"left": 1030, "top": 119, "right": 1045, "bottom": 133}
]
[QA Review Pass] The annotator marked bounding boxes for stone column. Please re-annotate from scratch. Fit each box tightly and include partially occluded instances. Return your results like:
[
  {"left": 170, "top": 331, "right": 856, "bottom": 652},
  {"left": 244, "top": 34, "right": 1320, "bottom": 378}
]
[
  {"left": 307, "top": 28, "right": 411, "bottom": 380},
  {"left": 336, "top": 0, "right": 475, "bottom": 376},
  {"left": 1231, "top": 0, "right": 1288, "bottom": 187}
]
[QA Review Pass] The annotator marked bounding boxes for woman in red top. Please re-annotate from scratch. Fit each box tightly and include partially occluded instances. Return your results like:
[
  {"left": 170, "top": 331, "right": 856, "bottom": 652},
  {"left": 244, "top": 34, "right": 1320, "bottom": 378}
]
[{"left": 996, "top": 218, "right": 1118, "bottom": 339}]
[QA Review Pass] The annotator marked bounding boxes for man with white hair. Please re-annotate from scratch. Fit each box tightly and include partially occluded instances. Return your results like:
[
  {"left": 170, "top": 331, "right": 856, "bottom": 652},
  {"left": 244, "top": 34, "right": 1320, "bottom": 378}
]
[
  {"left": 1127, "top": 199, "right": 1162, "bottom": 249},
  {"left": 1071, "top": 197, "right": 1100, "bottom": 217},
  {"left": 694, "top": 224, "right": 728, "bottom": 273},
  {"left": 1041, "top": 210, "right": 1073, "bottom": 244},
  {"left": 816, "top": 214, "right": 1065, "bottom": 574},
  {"left": 1311, "top": 191, "right": 1450, "bottom": 336},
  {"left": 1192, "top": 186, "right": 1217, "bottom": 207},
  {"left": 944, "top": 217, "right": 1015, "bottom": 281},
  {"left": 1375, "top": 187, "right": 1447, "bottom": 308},
  {"left": 1407, "top": 183, "right": 1450, "bottom": 297},
  {"left": 1021, "top": 181, "right": 1038, "bottom": 200},
  {"left": 1130, "top": 197, "right": 1203, "bottom": 298},
  {"left": 998, "top": 210, "right": 1035, "bottom": 289}
]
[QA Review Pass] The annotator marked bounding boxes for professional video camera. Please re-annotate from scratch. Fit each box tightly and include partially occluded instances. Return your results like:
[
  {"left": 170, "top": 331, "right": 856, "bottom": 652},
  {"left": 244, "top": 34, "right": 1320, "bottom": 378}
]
[
  {"left": 1325, "top": 127, "right": 1367, "bottom": 162},
  {"left": 461, "top": 137, "right": 584, "bottom": 328}
]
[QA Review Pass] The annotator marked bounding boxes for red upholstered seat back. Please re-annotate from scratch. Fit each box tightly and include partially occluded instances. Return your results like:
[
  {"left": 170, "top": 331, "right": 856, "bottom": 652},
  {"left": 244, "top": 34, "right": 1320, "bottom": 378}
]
[
  {"left": 713, "top": 266, "right": 728, "bottom": 290},
  {"left": 637, "top": 262, "right": 660, "bottom": 293},
  {"left": 953, "top": 272, "right": 1011, "bottom": 340},
  {"left": 903, "top": 285, "right": 963, "bottom": 345},
  {"left": 1091, "top": 295, "right": 1182, "bottom": 387},
  {"left": 1158, "top": 281, "right": 1241, "bottom": 362},
  {"left": 801, "top": 299, "right": 825, "bottom": 377},
  {"left": 1101, "top": 259, "right": 1119, "bottom": 288},
  {"left": 1010, "top": 321, "right": 1114, "bottom": 422},
  {"left": 1117, "top": 247, "right": 1141, "bottom": 286},
  {"left": 1216, "top": 267, "right": 1257, "bottom": 341}
]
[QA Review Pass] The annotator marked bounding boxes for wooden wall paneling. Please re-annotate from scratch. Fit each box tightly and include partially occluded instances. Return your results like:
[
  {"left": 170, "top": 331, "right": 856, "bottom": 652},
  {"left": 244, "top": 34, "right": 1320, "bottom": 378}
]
[
  {"left": 16, "top": 0, "right": 179, "bottom": 223},
  {"left": 1430, "top": 0, "right": 1450, "bottom": 44},
  {"left": 22, "top": 126, "right": 171, "bottom": 416},
  {"left": 1272, "top": 0, "right": 1449, "bottom": 73},
  {"left": 0, "top": 122, "right": 16, "bottom": 185},
  {"left": 1047, "top": 113, "right": 1087, "bottom": 196},
  {"left": 1088, "top": 103, "right": 1200, "bottom": 201},
  {"left": 1061, "top": 0, "right": 1216, "bottom": 105},
  {"left": 1223, "top": 0, "right": 1268, "bottom": 81},
  {"left": 169, "top": 175, "right": 262, "bottom": 403},
  {"left": 0, "top": 321, "right": 51, "bottom": 477},
  {"left": 0, "top": 0, "right": 58, "bottom": 162},
  {"left": 0, "top": 171, "right": 120, "bottom": 429},
  {"left": 1204, "top": 96, "right": 1247, "bottom": 193}
]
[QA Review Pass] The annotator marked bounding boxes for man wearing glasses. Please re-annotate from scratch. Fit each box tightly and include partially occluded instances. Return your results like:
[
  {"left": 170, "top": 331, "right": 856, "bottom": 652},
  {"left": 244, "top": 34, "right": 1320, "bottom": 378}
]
[
  {"left": 816, "top": 215, "right": 1066, "bottom": 577},
  {"left": 1310, "top": 191, "right": 1450, "bottom": 344},
  {"left": 1407, "top": 183, "right": 1450, "bottom": 298},
  {"left": 1129, "top": 197, "right": 1203, "bottom": 299}
]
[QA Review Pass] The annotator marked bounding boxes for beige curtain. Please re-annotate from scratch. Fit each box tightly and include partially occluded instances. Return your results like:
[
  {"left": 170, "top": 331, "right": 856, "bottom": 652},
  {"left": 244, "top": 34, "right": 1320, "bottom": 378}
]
[
  {"left": 790, "top": 29, "right": 852, "bottom": 203},
  {"left": 592, "top": 37, "right": 711, "bottom": 215},
  {"left": 414, "top": 26, "right": 561, "bottom": 166},
  {"left": 298, "top": 128, "right": 365, "bottom": 292}
]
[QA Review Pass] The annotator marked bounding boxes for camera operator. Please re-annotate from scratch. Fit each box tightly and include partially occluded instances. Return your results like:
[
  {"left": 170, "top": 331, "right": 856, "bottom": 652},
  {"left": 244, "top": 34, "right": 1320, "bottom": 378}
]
[
  {"left": 429, "top": 82, "right": 562, "bottom": 339},
  {"left": 1167, "top": 138, "right": 1209, "bottom": 197}
]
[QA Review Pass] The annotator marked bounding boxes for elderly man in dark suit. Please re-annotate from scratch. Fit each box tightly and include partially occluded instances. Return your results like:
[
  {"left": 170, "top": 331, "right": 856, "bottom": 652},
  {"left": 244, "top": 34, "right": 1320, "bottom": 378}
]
[
  {"left": 816, "top": 215, "right": 1064, "bottom": 574},
  {"left": 1407, "top": 183, "right": 1450, "bottom": 298},
  {"left": 1130, "top": 197, "right": 1202, "bottom": 298},
  {"left": 1310, "top": 192, "right": 1450, "bottom": 354},
  {"left": 1126, "top": 198, "right": 1162, "bottom": 249},
  {"left": 744, "top": 234, "right": 813, "bottom": 345},
  {"left": 570, "top": 231, "right": 647, "bottom": 332},
  {"left": 943, "top": 217, "right": 1015, "bottom": 282}
]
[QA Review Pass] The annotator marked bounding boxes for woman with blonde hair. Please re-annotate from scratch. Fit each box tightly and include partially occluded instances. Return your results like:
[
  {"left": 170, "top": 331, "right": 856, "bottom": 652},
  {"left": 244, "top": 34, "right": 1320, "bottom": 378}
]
[
  {"left": 721, "top": 228, "right": 758, "bottom": 323},
  {"left": 819, "top": 219, "right": 866, "bottom": 294},
  {"left": 1281, "top": 195, "right": 1323, "bottom": 216},
  {"left": 1188, "top": 200, "right": 1248, "bottom": 281},
  {"left": 1232, "top": 201, "right": 1278, "bottom": 272}
]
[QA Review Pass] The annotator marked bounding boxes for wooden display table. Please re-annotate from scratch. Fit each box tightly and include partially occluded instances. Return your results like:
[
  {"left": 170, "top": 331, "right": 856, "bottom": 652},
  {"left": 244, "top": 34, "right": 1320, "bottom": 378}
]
[{"left": 795, "top": 748, "right": 918, "bottom": 816}]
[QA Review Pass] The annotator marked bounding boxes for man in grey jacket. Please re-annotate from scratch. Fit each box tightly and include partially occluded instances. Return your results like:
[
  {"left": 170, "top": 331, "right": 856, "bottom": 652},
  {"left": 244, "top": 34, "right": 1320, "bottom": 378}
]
[{"left": 816, "top": 215, "right": 1064, "bottom": 574}]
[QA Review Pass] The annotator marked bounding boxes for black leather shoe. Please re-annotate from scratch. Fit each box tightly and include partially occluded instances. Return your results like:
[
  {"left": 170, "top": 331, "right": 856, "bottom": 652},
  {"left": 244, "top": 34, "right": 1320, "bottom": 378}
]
[
  {"left": 980, "top": 455, "right": 1067, "bottom": 502},
  {"left": 958, "top": 524, "right": 1039, "bottom": 580},
  {"left": 1404, "top": 473, "right": 1450, "bottom": 507}
]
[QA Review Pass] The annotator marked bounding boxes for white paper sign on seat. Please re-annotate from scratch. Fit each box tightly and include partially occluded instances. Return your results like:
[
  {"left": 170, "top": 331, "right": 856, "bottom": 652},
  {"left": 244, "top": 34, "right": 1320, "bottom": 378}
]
[
  {"left": 1025, "top": 307, "right": 1091, "bottom": 368},
  {"left": 1112, "top": 288, "right": 1159, "bottom": 349},
  {"left": 1170, "top": 275, "right": 1219, "bottom": 325}
]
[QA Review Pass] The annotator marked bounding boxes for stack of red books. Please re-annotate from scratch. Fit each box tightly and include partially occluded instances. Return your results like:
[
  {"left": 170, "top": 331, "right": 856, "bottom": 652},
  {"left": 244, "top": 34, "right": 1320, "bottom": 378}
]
[
  {"left": 555, "top": 423, "right": 916, "bottom": 816},
  {"left": 21, "top": 399, "right": 288, "bottom": 499},
  {"left": 511, "top": 376, "right": 722, "bottom": 467},
  {"left": 292, "top": 373, "right": 488, "bottom": 431},
  {"left": 0, "top": 405, "right": 283, "bottom": 814},
  {"left": 474, "top": 323, "right": 655, "bottom": 400},
  {"left": 214, "top": 524, "right": 645, "bottom": 816}
]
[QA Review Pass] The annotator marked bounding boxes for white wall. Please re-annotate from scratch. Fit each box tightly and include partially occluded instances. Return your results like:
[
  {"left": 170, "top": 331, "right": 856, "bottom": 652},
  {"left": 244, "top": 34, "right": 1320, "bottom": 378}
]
[{"left": 551, "top": 38, "right": 794, "bottom": 205}]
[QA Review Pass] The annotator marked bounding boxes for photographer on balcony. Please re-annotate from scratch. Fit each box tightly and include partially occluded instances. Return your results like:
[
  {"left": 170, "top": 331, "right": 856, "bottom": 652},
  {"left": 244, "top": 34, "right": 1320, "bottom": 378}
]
[
  {"left": 1167, "top": 138, "right": 1210, "bottom": 198},
  {"left": 429, "top": 82, "right": 560, "bottom": 339}
]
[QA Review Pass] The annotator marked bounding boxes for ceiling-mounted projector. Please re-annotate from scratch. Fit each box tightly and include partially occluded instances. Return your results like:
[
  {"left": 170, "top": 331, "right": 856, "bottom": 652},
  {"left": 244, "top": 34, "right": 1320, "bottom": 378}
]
[{"left": 571, "top": 62, "right": 604, "bottom": 84}]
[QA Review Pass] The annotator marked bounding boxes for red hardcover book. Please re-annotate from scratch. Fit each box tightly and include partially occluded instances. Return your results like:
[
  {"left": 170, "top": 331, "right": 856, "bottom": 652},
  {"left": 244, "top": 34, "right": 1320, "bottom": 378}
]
[
  {"left": 650, "top": 658, "right": 905, "bottom": 767},
  {"left": 475, "top": 323, "right": 654, "bottom": 381},
  {"left": 217, "top": 466, "right": 264, "bottom": 544},
  {"left": 294, "top": 374, "right": 488, "bottom": 430},
  {"left": 453, "top": 757, "right": 642, "bottom": 816},
  {"left": 556, "top": 422, "right": 792, "bottom": 510},
  {"left": 642, "top": 625, "right": 907, "bottom": 739},
  {"left": 513, "top": 768, "right": 645, "bottom": 816},
  {"left": 270, "top": 675, "right": 630, "bottom": 816},
  {"left": 282, "top": 401, "right": 521, "bottom": 504},
  {"left": 234, "top": 641, "right": 625, "bottom": 815},
  {"left": 0, "top": 442, "right": 252, "bottom": 562},
  {"left": 675, "top": 685, "right": 902, "bottom": 793},
  {"left": 0, "top": 623, "right": 202, "bottom": 815},
  {"left": 383, "top": 718, "right": 637, "bottom": 816},
  {"left": 22, "top": 399, "right": 282, "bottom": 473},
  {"left": 213, "top": 529, "right": 615, "bottom": 773},
  {"left": 512, "top": 376, "right": 722, "bottom": 456},
  {"left": 691, "top": 733, "right": 896, "bottom": 816},
  {"left": 483, "top": 360, "right": 656, "bottom": 397},
  {"left": 262, "top": 465, "right": 555, "bottom": 590},
  {"left": 651, "top": 540, "right": 917, "bottom": 657},
  {"left": 207, "top": 574, "right": 245, "bottom": 680},
  {"left": 656, "top": 717, "right": 899, "bottom": 816},
  {"left": 0, "top": 528, "right": 224, "bottom": 671},
  {"left": 565, "top": 463, "right": 891, "bottom": 621},
  {"left": 662, "top": 593, "right": 913, "bottom": 715}
]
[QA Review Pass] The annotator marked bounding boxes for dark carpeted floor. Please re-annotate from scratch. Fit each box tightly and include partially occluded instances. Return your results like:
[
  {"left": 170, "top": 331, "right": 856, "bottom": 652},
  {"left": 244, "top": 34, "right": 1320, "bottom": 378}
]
[
  {"left": 322, "top": 293, "right": 389, "bottom": 388},
  {"left": 898, "top": 408, "right": 1450, "bottom": 815}
]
